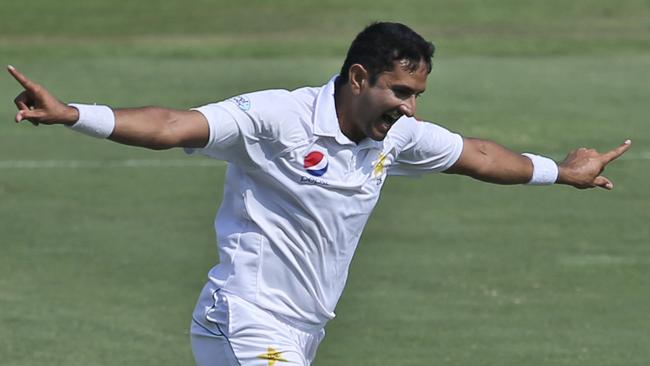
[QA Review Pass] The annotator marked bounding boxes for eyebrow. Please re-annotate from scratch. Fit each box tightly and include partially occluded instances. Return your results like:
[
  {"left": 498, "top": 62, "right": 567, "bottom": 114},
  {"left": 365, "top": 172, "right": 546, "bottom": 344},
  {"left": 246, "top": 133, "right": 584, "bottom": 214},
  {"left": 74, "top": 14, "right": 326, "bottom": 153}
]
[{"left": 392, "top": 84, "right": 426, "bottom": 95}]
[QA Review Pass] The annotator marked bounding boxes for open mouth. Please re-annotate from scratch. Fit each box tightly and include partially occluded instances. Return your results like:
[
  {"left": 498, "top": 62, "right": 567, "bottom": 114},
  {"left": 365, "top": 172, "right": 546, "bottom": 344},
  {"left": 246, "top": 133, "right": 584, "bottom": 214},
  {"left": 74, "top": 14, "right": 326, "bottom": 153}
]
[
  {"left": 380, "top": 110, "right": 402, "bottom": 129},
  {"left": 381, "top": 111, "right": 402, "bottom": 133}
]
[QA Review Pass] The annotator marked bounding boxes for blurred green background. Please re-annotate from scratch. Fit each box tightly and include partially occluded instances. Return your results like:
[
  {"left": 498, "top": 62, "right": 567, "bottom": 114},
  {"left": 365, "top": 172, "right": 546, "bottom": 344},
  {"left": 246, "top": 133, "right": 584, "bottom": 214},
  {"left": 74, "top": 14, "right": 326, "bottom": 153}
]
[{"left": 1, "top": 1, "right": 648, "bottom": 365}]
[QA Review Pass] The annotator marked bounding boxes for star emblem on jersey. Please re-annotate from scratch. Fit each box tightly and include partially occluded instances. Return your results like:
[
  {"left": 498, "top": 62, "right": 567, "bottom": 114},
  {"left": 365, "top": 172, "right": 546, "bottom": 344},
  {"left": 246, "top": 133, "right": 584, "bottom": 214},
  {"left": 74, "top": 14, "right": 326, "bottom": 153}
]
[
  {"left": 372, "top": 153, "right": 387, "bottom": 178},
  {"left": 304, "top": 151, "right": 329, "bottom": 177},
  {"left": 257, "top": 347, "right": 288, "bottom": 366}
]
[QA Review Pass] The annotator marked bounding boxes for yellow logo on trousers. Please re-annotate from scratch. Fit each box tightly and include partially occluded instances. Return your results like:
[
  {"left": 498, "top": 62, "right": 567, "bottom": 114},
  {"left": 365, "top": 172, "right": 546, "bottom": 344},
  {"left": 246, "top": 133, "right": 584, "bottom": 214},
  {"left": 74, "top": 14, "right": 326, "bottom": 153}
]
[{"left": 257, "top": 347, "right": 288, "bottom": 366}]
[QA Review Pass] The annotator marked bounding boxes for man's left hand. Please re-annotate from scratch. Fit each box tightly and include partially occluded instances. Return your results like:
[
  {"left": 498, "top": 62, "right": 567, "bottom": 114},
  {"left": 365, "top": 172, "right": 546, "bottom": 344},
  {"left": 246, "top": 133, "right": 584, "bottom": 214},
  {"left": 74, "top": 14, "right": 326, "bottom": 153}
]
[{"left": 557, "top": 140, "right": 632, "bottom": 190}]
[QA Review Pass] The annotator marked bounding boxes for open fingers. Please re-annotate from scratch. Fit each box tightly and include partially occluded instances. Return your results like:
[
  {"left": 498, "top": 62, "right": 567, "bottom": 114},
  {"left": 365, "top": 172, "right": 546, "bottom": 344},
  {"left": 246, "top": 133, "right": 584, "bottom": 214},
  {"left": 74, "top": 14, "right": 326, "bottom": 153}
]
[
  {"left": 601, "top": 139, "right": 632, "bottom": 164},
  {"left": 7, "top": 65, "right": 39, "bottom": 92}
]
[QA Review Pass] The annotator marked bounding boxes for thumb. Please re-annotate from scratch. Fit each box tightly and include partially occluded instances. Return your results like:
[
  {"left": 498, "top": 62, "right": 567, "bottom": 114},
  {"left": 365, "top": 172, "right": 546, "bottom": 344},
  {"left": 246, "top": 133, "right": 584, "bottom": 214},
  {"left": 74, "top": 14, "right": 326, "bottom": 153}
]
[
  {"left": 16, "top": 109, "right": 44, "bottom": 124},
  {"left": 594, "top": 176, "right": 613, "bottom": 190}
]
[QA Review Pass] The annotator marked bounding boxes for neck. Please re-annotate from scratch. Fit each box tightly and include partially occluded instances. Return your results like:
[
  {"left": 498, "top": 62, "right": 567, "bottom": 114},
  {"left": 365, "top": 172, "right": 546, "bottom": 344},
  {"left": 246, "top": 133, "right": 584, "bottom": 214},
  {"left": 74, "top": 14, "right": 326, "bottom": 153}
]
[{"left": 334, "top": 81, "right": 363, "bottom": 143}]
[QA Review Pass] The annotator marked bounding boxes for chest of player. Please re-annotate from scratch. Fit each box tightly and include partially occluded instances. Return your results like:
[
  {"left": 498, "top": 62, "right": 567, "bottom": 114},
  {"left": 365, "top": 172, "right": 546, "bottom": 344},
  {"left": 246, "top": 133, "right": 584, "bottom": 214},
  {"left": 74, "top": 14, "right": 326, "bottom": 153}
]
[{"left": 263, "top": 137, "right": 393, "bottom": 195}]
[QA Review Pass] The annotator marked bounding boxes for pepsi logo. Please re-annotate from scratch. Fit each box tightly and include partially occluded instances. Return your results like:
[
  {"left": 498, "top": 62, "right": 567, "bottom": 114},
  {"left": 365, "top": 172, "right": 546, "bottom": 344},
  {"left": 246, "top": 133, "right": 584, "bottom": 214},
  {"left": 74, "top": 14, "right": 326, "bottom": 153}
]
[{"left": 304, "top": 151, "right": 328, "bottom": 177}]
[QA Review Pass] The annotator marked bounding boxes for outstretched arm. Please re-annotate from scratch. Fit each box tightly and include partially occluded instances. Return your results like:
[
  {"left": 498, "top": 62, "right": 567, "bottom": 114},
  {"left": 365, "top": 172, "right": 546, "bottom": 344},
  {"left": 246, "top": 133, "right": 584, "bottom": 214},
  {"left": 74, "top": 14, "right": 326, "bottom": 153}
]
[
  {"left": 444, "top": 137, "right": 631, "bottom": 190},
  {"left": 8, "top": 65, "right": 209, "bottom": 150}
]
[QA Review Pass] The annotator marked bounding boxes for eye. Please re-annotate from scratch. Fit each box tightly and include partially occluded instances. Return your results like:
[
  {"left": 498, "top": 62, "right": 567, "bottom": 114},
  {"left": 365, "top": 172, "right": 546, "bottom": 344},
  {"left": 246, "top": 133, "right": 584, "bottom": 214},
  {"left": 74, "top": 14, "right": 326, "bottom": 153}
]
[
  {"left": 392, "top": 88, "right": 412, "bottom": 100},
  {"left": 391, "top": 86, "right": 423, "bottom": 100}
]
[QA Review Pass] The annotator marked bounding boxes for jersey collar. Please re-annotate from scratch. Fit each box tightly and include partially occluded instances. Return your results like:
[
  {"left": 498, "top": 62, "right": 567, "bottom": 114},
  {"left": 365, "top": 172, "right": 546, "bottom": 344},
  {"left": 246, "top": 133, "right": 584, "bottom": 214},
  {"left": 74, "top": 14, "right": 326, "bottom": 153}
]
[{"left": 313, "top": 75, "right": 382, "bottom": 149}]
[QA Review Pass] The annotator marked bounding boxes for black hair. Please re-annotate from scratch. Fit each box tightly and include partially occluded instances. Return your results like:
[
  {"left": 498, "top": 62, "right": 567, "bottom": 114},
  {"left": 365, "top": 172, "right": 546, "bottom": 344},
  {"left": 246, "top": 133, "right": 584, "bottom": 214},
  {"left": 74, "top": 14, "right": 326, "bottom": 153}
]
[{"left": 338, "top": 22, "right": 435, "bottom": 85}]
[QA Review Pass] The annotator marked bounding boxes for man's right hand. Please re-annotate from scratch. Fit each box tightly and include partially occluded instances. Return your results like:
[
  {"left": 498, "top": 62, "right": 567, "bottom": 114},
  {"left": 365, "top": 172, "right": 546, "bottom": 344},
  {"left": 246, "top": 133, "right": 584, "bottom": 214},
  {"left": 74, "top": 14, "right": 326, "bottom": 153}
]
[{"left": 8, "top": 65, "right": 79, "bottom": 126}]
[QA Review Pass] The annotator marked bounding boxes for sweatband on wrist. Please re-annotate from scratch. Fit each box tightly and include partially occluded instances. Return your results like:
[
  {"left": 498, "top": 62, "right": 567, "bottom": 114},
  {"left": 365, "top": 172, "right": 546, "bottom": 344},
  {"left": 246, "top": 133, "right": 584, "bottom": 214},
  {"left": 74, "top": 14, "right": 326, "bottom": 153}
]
[
  {"left": 522, "top": 153, "right": 558, "bottom": 185},
  {"left": 67, "top": 103, "right": 115, "bottom": 138}
]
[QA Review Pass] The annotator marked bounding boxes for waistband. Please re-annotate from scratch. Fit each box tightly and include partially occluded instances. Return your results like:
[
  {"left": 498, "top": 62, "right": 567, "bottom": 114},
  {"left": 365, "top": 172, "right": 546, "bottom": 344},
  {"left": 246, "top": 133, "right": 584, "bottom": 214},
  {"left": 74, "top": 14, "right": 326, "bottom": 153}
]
[{"left": 219, "top": 289, "right": 326, "bottom": 334}]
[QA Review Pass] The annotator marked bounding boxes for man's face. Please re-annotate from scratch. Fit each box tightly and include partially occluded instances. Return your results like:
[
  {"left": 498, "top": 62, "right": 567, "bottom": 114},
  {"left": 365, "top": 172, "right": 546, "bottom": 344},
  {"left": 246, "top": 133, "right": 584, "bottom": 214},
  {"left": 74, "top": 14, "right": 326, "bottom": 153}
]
[{"left": 351, "top": 60, "right": 428, "bottom": 141}]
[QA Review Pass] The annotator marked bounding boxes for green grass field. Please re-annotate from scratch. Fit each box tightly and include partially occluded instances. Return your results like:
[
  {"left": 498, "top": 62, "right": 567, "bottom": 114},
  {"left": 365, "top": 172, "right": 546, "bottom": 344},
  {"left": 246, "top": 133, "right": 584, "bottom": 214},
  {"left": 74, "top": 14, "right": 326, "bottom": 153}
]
[{"left": 1, "top": 1, "right": 649, "bottom": 365}]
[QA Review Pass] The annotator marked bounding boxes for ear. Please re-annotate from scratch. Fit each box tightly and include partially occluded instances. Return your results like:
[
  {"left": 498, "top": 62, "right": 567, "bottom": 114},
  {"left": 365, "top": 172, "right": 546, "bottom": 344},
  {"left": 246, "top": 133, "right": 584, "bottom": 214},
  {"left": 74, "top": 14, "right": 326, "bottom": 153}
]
[{"left": 348, "top": 64, "right": 369, "bottom": 96}]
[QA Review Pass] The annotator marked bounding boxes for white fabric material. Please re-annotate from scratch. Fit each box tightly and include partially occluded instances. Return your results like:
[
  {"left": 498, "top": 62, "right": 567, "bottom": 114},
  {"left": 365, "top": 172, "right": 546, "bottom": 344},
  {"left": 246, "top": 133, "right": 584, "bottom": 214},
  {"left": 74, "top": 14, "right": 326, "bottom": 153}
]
[
  {"left": 188, "top": 76, "right": 464, "bottom": 329},
  {"left": 191, "top": 283, "right": 324, "bottom": 365},
  {"left": 67, "top": 103, "right": 115, "bottom": 138},
  {"left": 522, "top": 153, "right": 558, "bottom": 185}
]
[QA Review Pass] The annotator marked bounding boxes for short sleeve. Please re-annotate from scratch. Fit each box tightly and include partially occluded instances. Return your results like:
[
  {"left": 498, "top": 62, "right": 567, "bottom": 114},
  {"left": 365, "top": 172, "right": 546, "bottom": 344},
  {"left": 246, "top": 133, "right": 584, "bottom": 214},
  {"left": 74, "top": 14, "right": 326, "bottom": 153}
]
[
  {"left": 184, "top": 90, "right": 294, "bottom": 164},
  {"left": 183, "top": 103, "right": 241, "bottom": 160},
  {"left": 388, "top": 119, "right": 464, "bottom": 176}
]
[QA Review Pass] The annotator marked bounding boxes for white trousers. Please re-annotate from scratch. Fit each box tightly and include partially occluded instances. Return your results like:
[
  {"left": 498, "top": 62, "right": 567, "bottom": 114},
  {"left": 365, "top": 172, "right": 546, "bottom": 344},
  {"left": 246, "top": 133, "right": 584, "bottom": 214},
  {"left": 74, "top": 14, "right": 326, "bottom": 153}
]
[{"left": 190, "top": 283, "right": 325, "bottom": 366}]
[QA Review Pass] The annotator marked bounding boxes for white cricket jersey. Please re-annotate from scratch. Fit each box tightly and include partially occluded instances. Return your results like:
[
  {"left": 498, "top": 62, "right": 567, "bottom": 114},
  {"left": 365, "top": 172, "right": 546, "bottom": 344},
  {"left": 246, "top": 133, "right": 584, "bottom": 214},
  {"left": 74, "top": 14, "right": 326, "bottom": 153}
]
[{"left": 188, "top": 76, "right": 463, "bottom": 329}]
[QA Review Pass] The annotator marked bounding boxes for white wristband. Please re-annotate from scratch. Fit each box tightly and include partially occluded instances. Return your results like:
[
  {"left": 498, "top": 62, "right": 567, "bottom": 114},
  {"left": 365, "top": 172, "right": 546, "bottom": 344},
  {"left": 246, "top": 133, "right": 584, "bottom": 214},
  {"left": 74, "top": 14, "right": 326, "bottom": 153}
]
[
  {"left": 67, "top": 103, "right": 115, "bottom": 138},
  {"left": 522, "top": 153, "right": 558, "bottom": 185}
]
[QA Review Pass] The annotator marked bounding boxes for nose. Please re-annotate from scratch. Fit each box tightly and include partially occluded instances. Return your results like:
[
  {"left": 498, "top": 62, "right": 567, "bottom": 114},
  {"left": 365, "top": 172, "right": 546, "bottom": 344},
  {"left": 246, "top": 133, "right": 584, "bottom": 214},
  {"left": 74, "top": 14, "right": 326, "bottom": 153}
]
[{"left": 399, "top": 96, "right": 416, "bottom": 117}]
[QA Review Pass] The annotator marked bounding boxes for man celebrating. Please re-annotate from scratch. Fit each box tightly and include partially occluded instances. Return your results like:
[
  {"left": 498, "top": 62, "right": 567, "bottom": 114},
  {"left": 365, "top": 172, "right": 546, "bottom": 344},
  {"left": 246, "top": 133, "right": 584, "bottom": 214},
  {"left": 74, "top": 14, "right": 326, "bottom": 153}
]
[{"left": 9, "top": 22, "right": 629, "bottom": 366}]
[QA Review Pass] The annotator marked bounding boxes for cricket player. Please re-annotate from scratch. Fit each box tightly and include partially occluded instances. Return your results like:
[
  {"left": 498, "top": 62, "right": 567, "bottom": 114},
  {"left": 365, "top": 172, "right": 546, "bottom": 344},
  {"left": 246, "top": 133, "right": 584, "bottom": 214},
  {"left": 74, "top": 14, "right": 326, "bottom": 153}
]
[{"left": 8, "top": 22, "right": 630, "bottom": 366}]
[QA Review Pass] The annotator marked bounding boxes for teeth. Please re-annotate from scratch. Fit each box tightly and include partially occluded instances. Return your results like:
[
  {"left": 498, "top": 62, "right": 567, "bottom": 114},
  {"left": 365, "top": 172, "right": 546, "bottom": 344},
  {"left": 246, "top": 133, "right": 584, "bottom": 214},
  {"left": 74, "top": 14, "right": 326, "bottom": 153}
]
[
  {"left": 384, "top": 111, "right": 402, "bottom": 124},
  {"left": 379, "top": 111, "right": 402, "bottom": 131}
]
